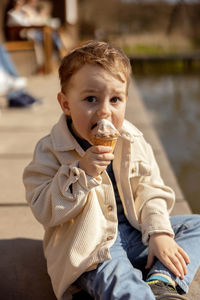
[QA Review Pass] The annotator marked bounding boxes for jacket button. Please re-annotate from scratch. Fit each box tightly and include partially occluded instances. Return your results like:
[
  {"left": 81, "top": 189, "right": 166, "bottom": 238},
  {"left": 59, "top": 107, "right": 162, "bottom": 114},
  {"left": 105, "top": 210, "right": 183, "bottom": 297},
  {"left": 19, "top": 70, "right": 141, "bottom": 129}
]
[
  {"left": 107, "top": 236, "right": 114, "bottom": 241},
  {"left": 107, "top": 205, "right": 113, "bottom": 212}
]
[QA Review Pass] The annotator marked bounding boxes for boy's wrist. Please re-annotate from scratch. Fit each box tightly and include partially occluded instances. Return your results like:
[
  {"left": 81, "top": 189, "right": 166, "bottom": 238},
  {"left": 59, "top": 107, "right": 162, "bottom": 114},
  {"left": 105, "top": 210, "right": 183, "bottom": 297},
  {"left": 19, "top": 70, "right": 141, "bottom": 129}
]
[
  {"left": 149, "top": 232, "right": 173, "bottom": 241},
  {"left": 69, "top": 162, "right": 102, "bottom": 190}
]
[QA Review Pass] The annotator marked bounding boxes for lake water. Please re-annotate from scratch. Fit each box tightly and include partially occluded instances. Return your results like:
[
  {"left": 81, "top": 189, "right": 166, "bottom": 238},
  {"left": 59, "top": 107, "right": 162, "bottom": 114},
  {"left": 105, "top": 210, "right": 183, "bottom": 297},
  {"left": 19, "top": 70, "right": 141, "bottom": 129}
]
[{"left": 134, "top": 74, "right": 200, "bottom": 213}]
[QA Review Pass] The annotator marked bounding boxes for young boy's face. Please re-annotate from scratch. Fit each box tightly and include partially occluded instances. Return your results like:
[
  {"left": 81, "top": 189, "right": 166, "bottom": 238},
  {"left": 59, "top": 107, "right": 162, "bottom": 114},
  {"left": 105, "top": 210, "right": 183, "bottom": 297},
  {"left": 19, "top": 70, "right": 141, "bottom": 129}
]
[{"left": 58, "top": 64, "right": 128, "bottom": 143}]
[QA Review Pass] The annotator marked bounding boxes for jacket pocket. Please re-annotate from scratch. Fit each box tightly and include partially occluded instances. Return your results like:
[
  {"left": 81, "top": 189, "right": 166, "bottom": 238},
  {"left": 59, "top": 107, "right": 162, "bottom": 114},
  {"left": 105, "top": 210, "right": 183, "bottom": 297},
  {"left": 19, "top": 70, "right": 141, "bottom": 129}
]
[
  {"left": 129, "top": 160, "right": 151, "bottom": 196},
  {"left": 129, "top": 160, "right": 151, "bottom": 178}
]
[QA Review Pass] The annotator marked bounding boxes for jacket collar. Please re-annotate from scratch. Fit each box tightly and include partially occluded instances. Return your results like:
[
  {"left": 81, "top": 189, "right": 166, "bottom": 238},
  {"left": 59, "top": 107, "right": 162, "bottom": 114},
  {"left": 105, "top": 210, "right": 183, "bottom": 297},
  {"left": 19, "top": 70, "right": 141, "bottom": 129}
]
[
  {"left": 120, "top": 119, "right": 143, "bottom": 142},
  {"left": 51, "top": 114, "right": 85, "bottom": 156},
  {"left": 51, "top": 114, "right": 143, "bottom": 153}
]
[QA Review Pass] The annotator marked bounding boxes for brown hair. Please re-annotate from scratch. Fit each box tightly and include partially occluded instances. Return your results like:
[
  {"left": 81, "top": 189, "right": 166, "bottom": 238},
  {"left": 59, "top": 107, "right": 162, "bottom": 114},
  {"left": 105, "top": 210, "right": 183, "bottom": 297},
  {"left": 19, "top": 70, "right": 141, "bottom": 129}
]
[{"left": 58, "top": 40, "right": 132, "bottom": 94}]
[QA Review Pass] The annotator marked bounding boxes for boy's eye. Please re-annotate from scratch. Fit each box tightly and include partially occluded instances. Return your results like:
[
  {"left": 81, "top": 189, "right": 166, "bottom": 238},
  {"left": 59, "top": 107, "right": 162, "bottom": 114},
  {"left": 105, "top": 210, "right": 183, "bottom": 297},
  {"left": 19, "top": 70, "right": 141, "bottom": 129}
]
[
  {"left": 110, "top": 96, "right": 120, "bottom": 103},
  {"left": 86, "top": 96, "right": 97, "bottom": 103}
]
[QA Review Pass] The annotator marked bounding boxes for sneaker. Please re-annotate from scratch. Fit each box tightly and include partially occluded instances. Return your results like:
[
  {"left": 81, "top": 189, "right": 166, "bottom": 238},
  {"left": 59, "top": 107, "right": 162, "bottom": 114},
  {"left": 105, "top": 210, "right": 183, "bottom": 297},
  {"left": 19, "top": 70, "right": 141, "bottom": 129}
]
[
  {"left": 0, "top": 69, "right": 27, "bottom": 96},
  {"left": 8, "top": 92, "right": 41, "bottom": 108},
  {"left": 11, "top": 77, "right": 27, "bottom": 91},
  {"left": 147, "top": 280, "right": 189, "bottom": 300}
]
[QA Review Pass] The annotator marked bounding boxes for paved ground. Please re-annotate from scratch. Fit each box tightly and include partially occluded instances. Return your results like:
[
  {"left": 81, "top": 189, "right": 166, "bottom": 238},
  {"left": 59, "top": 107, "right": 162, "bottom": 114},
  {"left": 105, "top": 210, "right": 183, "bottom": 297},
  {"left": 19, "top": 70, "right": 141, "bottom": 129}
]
[{"left": 0, "top": 73, "right": 199, "bottom": 299}]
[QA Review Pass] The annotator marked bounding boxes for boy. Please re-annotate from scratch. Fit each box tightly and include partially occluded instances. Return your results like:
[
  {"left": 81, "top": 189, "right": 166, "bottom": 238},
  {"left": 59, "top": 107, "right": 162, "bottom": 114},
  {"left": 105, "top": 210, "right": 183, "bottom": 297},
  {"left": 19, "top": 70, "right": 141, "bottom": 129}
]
[{"left": 23, "top": 41, "right": 200, "bottom": 300}]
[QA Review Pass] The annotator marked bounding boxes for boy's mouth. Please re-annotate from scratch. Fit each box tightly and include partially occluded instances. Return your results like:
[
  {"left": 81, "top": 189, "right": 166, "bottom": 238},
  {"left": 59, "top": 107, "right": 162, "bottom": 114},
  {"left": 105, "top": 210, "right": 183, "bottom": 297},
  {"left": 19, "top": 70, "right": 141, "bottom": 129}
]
[{"left": 91, "top": 123, "right": 97, "bottom": 130}]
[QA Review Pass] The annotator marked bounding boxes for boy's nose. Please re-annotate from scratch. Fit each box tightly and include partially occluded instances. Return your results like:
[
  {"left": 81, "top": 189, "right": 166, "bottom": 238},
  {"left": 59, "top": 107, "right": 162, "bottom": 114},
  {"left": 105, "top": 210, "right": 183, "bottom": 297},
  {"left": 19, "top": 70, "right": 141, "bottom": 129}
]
[{"left": 96, "top": 102, "right": 111, "bottom": 118}]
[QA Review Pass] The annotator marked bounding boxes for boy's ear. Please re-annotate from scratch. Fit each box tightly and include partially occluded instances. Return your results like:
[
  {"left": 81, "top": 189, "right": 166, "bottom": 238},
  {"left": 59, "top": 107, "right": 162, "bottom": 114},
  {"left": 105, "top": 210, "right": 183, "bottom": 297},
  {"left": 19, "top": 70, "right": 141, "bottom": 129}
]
[{"left": 57, "top": 92, "right": 71, "bottom": 115}]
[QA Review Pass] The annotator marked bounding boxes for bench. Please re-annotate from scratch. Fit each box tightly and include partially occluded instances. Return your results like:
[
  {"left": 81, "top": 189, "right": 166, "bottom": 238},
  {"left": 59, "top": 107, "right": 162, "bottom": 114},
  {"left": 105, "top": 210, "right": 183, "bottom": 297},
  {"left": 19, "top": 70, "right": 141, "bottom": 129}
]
[
  {"left": 0, "top": 238, "right": 92, "bottom": 300},
  {"left": 4, "top": 26, "right": 53, "bottom": 74}
]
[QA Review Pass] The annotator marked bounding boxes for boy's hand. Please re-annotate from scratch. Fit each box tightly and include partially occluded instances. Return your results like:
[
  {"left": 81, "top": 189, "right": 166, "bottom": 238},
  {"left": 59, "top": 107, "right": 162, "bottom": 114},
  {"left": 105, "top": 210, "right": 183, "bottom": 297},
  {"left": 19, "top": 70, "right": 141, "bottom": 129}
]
[
  {"left": 146, "top": 233, "right": 190, "bottom": 279},
  {"left": 79, "top": 145, "right": 114, "bottom": 177}
]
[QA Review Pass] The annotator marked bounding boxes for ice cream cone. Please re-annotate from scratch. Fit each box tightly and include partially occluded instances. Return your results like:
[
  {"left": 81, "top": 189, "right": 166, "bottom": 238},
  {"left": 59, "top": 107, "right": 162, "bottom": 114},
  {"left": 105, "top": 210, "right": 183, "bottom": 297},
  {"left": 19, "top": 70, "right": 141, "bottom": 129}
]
[
  {"left": 89, "top": 119, "right": 120, "bottom": 152},
  {"left": 90, "top": 136, "right": 118, "bottom": 152}
]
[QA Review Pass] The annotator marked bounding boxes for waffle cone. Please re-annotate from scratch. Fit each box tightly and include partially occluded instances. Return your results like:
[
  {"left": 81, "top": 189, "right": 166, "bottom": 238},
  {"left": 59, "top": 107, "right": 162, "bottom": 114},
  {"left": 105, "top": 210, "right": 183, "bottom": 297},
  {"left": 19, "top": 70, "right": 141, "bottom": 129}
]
[{"left": 90, "top": 136, "right": 118, "bottom": 152}]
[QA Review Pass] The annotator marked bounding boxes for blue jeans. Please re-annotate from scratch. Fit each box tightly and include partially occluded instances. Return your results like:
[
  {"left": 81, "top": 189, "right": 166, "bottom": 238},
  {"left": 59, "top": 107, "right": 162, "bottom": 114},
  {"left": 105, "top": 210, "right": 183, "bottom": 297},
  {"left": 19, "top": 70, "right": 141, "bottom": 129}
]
[
  {"left": 30, "top": 29, "right": 63, "bottom": 51},
  {"left": 0, "top": 44, "right": 18, "bottom": 76},
  {"left": 76, "top": 214, "right": 200, "bottom": 299},
  {"left": 0, "top": 44, "right": 24, "bottom": 98}
]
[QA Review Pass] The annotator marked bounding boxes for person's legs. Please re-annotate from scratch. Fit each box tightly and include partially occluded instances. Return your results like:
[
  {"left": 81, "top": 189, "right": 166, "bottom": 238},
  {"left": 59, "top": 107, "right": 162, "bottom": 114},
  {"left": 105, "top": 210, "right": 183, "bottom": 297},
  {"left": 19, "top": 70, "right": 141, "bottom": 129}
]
[
  {"left": 0, "top": 45, "right": 27, "bottom": 99},
  {"left": 148, "top": 214, "right": 200, "bottom": 294},
  {"left": 0, "top": 45, "right": 18, "bottom": 77},
  {"left": 110, "top": 215, "right": 200, "bottom": 297},
  {"left": 25, "top": 30, "right": 44, "bottom": 70},
  {"left": 51, "top": 31, "right": 63, "bottom": 51},
  {"left": 76, "top": 214, "right": 200, "bottom": 299},
  {"left": 76, "top": 225, "right": 155, "bottom": 300}
]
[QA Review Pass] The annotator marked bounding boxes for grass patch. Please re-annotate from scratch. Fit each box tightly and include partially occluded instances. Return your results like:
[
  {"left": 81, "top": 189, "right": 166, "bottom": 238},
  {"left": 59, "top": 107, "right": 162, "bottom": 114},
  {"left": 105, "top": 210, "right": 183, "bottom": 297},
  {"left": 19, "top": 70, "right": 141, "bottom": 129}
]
[
  {"left": 122, "top": 44, "right": 164, "bottom": 56},
  {"left": 131, "top": 60, "right": 200, "bottom": 75},
  {"left": 121, "top": 43, "right": 184, "bottom": 56}
]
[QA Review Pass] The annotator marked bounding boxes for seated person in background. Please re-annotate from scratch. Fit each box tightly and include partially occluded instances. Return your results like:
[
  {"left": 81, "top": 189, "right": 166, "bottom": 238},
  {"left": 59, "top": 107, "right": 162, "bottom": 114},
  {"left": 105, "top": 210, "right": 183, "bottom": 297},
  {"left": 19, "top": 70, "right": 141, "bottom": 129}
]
[
  {"left": 5, "top": 0, "right": 66, "bottom": 72},
  {"left": 6, "top": 0, "right": 60, "bottom": 32},
  {"left": 6, "top": 0, "right": 30, "bottom": 28},
  {"left": 23, "top": 0, "right": 66, "bottom": 57},
  {"left": 22, "top": 0, "right": 55, "bottom": 26},
  {"left": 0, "top": 44, "right": 39, "bottom": 108}
]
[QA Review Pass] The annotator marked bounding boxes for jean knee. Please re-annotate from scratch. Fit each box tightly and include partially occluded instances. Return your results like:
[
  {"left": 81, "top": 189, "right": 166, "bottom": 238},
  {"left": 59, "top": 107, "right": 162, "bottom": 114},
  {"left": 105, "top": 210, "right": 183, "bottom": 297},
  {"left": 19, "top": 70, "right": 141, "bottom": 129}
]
[
  {"left": 171, "top": 214, "right": 200, "bottom": 231},
  {"left": 91, "top": 258, "right": 145, "bottom": 297}
]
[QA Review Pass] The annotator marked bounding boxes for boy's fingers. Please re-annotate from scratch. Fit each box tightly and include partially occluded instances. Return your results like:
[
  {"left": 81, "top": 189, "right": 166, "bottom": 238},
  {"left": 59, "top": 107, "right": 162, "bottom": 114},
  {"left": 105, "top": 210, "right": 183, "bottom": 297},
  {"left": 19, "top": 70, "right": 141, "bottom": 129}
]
[
  {"left": 178, "top": 247, "right": 190, "bottom": 264},
  {"left": 160, "top": 253, "right": 184, "bottom": 278},
  {"left": 96, "top": 153, "right": 114, "bottom": 161},
  {"left": 167, "top": 259, "right": 182, "bottom": 278},
  {"left": 176, "top": 252, "right": 187, "bottom": 275},
  {"left": 145, "top": 253, "right": 154, "bottom": 269},
  {"left": 94, "top": 160, "right": 113, "bottom": 167},
  {"left": 91, "top": 145, "right": 113, "bottom": 153},
  {"left": 170, "top": 255, "right": 184, "bottom": 278},
  {"left": 159, "top": 255, "right": 181, "bottom": 278}
]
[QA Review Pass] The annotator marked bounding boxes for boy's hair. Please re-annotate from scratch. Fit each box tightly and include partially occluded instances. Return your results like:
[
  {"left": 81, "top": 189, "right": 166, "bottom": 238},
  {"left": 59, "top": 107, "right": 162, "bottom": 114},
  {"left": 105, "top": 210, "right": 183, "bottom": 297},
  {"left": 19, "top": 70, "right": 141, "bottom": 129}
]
[{"left": 58, "top": 40, "right": 132, "bottom": 94}]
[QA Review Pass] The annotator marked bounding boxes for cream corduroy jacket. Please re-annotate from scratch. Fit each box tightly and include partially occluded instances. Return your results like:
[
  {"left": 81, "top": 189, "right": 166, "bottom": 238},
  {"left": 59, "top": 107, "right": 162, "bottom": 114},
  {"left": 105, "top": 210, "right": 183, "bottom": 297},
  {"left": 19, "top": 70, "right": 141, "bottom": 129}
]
[{"left": 23, "top": 114, "right": 175, "bottom": 299}]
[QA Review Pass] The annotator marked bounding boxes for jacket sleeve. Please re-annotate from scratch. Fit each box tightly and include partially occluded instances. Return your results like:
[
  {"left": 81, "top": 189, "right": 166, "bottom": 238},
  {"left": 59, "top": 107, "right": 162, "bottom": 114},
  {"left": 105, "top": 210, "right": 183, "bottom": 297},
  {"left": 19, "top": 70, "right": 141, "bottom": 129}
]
[
  {"left": 23, "top": 138, "right": 102, "bottom": 227},
  {"left": 134, "top": 141, "right": 175, "bottom": 245}
]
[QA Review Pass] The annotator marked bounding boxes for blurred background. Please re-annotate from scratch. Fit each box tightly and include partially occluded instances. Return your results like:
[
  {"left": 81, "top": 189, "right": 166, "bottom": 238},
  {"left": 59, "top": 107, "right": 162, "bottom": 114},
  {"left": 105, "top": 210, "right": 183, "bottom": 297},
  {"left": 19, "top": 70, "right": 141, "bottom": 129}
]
[{"left": 0, "top": 0, "right": 200, "bottom": 213}]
